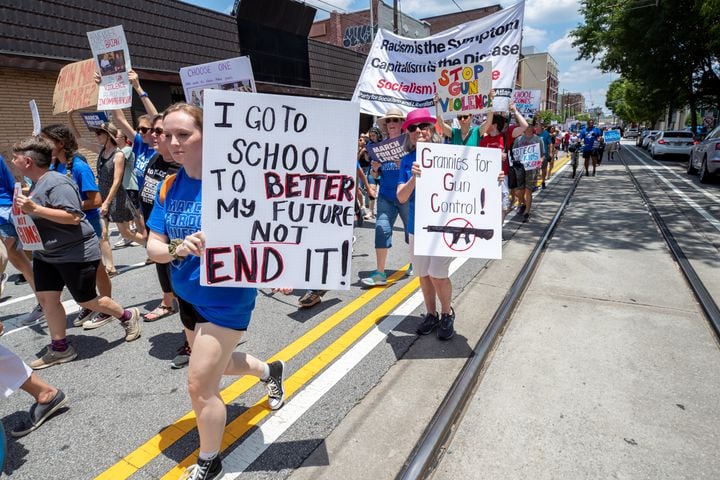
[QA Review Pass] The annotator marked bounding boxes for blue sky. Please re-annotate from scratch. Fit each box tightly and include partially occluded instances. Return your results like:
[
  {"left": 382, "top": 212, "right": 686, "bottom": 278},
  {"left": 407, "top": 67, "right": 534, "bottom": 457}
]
[{"left": 187, "top": 0, "right": 616, "bottom": 114}]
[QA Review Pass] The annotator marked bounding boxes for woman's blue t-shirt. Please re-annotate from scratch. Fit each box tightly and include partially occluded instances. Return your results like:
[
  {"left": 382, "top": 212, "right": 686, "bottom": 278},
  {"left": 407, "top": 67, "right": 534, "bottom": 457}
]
[
  {"left": 146, "top": 168, "right": 257, "bottom": 329},
  {"left": 0, "top": 155, "right": 15, "bottom": 226},
  {"left": 50, "top": 155, "right": 100, "bottom": 221},
  {"left": 398, "top": 150, "right": 417, "bottom": 235}
]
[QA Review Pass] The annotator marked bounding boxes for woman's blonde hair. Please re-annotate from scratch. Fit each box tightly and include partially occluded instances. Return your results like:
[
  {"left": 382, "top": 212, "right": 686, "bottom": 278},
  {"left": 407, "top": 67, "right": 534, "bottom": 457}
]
[{"left": 162, "top": 103, "right": 203, "bottom": 131}]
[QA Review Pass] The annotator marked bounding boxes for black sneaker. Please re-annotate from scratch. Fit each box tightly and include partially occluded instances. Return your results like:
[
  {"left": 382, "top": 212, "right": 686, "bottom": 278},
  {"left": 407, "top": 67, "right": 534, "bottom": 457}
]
[
  {"left": 517, "top": 204, "right": 526, "bottom": 215},
  {"left": 437, "top": 308, "right": 456, "bottom": 341},
  {"left": 541, "top": 181, "right": 546, "bottom": 190},
  {"left": 14, "top": 274, "right": 27, "bottom": 285},
  {"left": 416, "top": 312, "right": 439, "bottom": 335},
  {"left": 263, "top": 360, "right": 285, "bottom": 410},
  {"left": 171, "top": 341, "right": 191, "bottom": 369},
  {"left": 181, "top": 455, "right": 224, "bottom": 480}
]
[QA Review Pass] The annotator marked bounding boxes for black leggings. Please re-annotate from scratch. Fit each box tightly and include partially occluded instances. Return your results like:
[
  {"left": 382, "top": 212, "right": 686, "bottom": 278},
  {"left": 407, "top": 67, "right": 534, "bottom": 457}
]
[{"left": 155, "top": 262, "right": 173, "bottom": 294}]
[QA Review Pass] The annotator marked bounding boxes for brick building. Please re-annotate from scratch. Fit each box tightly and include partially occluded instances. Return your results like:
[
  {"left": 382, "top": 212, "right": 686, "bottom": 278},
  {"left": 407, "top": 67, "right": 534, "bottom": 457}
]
[
  {"left": 518, "top": 49, "right": 560, "bottom": 115},
  {"left": 0, "top": 0, "right": 368, "bottom": 162}
]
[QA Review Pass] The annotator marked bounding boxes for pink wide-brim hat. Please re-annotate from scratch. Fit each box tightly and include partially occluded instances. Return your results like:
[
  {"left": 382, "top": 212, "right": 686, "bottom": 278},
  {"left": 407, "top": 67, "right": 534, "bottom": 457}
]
[{"left": 401, "top": 108, "right": 436, "bottom": 131}]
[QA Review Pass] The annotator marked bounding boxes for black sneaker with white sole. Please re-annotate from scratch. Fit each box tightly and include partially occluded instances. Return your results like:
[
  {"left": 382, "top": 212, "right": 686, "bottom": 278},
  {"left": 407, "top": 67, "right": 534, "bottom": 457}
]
[
  {"left": 263, "top": 360, "right": 285, "bottom": 410},
  {"left": 416, "top": 312, "right": 439, "bottom": 335},
  {"left": 180, "top": 454, "right": 224, "bottom": 480}
]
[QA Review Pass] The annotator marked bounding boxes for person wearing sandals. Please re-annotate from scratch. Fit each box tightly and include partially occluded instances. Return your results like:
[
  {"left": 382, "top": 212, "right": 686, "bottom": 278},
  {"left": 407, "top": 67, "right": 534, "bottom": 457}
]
[
  {"left": 145, "top": 104, "right": 285, "bottom": 480},
  {"left": 0, "top": 343, "right": 68, "bottom": 437},
  {"left": 40, "top": 124, "right": 115, "bottom": 330},
  {"left": 139, "top": 115, "right": 180, "bottom": 323},
  {"left": 11, "top": 136, "right": 142, "bottom": 370},
  {"left": 362, "top": 107, "right": 412, "bottom": 287}
]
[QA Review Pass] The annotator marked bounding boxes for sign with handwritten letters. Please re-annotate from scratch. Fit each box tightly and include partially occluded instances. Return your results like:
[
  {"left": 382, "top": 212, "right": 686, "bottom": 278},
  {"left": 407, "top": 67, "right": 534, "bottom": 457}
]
[
  {"left": 87, "top": 25, "right": 132, "bottom": 110},
  {"left": 179, "top": 57, "right": 256, "bottom": 109},
  {"left": 414, "top": 143, "right": 502, "bottom": 259},
  {"left": 11, "top": 183, "right": 44, "bottom": 251},
  {"left": 352, "top": 1, "right": 524, "bottom": 115},
  {"left": 201, "top": 89, "right": 359, "bottom": 289},
  {"left": 512, "top": 89, "right": 540, "bottom": 120},
  {"left": 435, "top": 61, "right": 492, "bottom": 118},
  {"left": 512, "top": 142, "right": 542, "bottom": 170},
  {"left": 52, "top": 59, "right": 99, "bottom": 114}
]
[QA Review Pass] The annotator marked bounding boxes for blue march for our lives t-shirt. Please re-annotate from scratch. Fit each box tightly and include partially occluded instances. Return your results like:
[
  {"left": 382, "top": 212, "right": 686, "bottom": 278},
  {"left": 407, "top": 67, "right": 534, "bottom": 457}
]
[
  {"left": 50, "top": 155, "right": 100, "bottom": 221},
  {"left": 132, "top": 132, "right": 156, "bottom": 190},
  {"left": 398, "top": 150, "right": 417, "bottom": 235},
  {"left": 146, "top": 168, "right": 256, "bottom": 329}
]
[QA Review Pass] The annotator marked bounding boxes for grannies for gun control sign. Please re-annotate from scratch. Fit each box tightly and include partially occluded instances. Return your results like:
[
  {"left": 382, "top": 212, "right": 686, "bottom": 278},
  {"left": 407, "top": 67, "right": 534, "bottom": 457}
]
[
  {"left": 201, "top": 89, "right": 359, "bottom": 289},
  {"left": 414, "top": 143, "right": 502, "bottom": 259},
  {"left": 352, "top": 0, "right": 524, "bottom": 116}
]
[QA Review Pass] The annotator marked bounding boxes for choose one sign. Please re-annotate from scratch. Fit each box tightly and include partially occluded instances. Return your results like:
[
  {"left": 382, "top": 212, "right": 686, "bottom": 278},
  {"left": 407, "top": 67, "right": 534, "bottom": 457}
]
[
  {"left": 180, "top": 56, "right": 256, "bottom": 108},
  {"left": 201, "top": 89, "right": 359, "bottom": 289},
  {"left": 52, "top": 59, "right": 99, "bottom": 114},
  {"left": 414, "top": 143, "right": 502, "bottom": 259},
  {"left": 87, "top": 25, "right": 132, "bottom": 109},
  {"left": 435, "top": 61, "right": 492, "bottom": 118}
]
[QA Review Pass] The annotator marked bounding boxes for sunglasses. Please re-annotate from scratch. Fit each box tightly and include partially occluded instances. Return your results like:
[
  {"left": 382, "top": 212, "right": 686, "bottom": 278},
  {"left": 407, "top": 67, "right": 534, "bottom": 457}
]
[
  {"left": 385, "top": 118, "right": 401, "bottom": 123},
  {"left": 150, "top": 127, "right": 164, "bottom": 135},
  {"left": 457, "top": 115, "right": 471, "bottom": 120},
  {"left": 407, "top": 123, "right": 433, "bottom": 133},
  {"left": 138, "top": 126, "right": 151, "bottom": 134}
]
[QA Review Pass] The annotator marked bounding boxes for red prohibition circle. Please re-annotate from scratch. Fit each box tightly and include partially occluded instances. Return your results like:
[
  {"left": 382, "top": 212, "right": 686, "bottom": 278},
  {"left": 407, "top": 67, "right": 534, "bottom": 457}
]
[{"left": 443, "top": 217, "right": 476, "bottom": 252}]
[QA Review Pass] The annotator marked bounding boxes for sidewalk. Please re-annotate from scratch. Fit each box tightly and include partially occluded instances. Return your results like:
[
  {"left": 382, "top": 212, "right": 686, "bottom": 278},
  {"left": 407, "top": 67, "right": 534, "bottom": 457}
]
[
  {"left": 434, "top": 163, "right": 720, "bottom": 478},
  {"left": 291, "top": 162, "right": 720, "bottom": 479}
]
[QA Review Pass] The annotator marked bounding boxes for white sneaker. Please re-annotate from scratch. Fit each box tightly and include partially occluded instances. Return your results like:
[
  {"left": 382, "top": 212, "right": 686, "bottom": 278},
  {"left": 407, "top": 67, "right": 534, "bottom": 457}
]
[
  {"left": 113, "top": 238, "right": 137, "bottom": 248},
  {"left": 0, "top": 272, "right": 7, "bottom": 297}
]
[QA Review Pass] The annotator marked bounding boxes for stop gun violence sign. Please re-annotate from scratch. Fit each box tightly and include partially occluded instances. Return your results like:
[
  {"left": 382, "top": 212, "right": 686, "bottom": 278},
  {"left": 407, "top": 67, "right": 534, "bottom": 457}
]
[{"left": 414, "top": 142, "right": 502, "bottom": 259}]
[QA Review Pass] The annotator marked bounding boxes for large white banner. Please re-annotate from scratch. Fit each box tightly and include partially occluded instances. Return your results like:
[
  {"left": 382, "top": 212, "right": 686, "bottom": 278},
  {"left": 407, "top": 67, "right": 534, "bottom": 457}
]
[
  {"left": 180, "top": 56, "right": 256, "bottom": 108},
  {"left": 352, "top": 1, "right": 524, "bottom": 116},
  {"left": 87, "top": 25, "right": 132, "bottom": 110},
  {"left": 201, "top": 89, "right": 359, "bottom": 289},
  {"left": 414, "top": 143, "right": 502, "bottom": 259}
]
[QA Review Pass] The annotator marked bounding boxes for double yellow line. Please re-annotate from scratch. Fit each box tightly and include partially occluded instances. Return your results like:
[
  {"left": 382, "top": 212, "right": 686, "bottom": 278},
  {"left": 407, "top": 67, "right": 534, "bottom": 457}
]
[{"left": 97, "top": 267, "right": 416, "bottom": 480}]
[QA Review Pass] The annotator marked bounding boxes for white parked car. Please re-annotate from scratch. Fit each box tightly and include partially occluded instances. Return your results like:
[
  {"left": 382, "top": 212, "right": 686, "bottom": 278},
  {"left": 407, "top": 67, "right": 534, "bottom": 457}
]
[
  {"left": 688, "top": 125, "right": 720, "bottom": 183},
  {"left": 642, "top": 130, "right": 661, "bottom": 149},
  {"left": 624, "top": 128, "right": 639, "bottom": 138},
  {"left": 650, "top": 130, "right": 694, "bottom": 159}
]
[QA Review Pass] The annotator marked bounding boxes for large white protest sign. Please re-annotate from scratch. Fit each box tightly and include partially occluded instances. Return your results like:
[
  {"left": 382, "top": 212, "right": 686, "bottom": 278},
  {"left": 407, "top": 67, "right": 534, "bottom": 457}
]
[
  {"left": 180, "top": 57, "right": 256, "bottom": 108},
  {"left": 352, "top": 1, "right": 524, "bottom": 116},
  {"left": 87, "top": 25, "right": 132, "bottom": 110},
  {"left": 414, "top": 143, "right": 502, "bottom": 259},
  {"left": 201, "top": 89, "right": 359, "bottom": 289},
  {"left": 11, "top": 183, "right": 43, "bottom": 251},
  {"left": 435, "top": 61, "right": 492, "bottom": 118},
  {"left": 513, "top": 89, "right": 540, "bottom": 119}
]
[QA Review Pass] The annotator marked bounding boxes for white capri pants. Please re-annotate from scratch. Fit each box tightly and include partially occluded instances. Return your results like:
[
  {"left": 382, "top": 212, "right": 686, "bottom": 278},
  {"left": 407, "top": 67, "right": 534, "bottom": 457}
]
[
  {"left": 0, "top": 343, "right": 32, "bottom": 398},
  {"left": 409, "top": 235, "right": 453, "bottom": 279}
]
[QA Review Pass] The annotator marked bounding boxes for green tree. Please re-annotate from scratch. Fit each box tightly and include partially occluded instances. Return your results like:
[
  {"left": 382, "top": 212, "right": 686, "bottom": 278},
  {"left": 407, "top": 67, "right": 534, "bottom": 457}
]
[{"left": 572, "top": 0, "right": 720, "bottom": 132}]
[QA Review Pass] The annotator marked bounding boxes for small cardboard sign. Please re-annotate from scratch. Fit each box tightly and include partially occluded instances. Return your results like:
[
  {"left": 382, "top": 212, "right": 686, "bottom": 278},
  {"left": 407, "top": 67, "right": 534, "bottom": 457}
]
[
  {"left": 180, "top": 56, "right": 256, "bottom": 108},
  {"left": 52, "top": 59, "right": 99, "bottom": 114},
  {"left": 87, "top": 25, "right": 132, "bottom": 110},
  {"left": 11, "top": 183, "right": 43, "bottom": 251},
  {"left": 414, "top": 143, "right": 502, "bottom": 259},
  {"left": 435, "top": 62, "right": 493, "bottom": 118},
  {"left": 200, "top": 89, "right": 359, "bottom": 289}
]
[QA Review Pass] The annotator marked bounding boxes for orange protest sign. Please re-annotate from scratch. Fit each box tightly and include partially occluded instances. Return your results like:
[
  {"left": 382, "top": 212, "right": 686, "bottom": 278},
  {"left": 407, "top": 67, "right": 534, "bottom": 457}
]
[{"left": 52, "top": 59, "right": 99, "bottom": 114}]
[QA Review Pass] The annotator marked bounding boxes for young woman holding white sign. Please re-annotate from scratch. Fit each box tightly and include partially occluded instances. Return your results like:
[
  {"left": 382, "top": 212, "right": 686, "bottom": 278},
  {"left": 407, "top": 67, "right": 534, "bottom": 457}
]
[{"left": 145, "top": 104, "right": 285, "bottom": 480}]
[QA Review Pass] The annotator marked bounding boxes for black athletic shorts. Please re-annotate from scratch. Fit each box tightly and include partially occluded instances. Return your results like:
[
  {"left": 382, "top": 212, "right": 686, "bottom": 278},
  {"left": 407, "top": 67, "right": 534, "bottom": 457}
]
[
  {"left": 177, "top": 296, "right": 245, "bottom": 332},
  {"left": 33, "top": 258, "right": 99, "bottom": 303}
]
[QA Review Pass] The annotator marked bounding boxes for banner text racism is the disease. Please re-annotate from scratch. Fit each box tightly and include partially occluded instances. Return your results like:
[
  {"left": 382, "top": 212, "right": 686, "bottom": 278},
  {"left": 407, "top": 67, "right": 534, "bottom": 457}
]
[
  {"left": 201, "top": 90, "right": 359, "bottom": 289},
  {"left": 352, "top": 0, "right": 524, "bottom": 116}
]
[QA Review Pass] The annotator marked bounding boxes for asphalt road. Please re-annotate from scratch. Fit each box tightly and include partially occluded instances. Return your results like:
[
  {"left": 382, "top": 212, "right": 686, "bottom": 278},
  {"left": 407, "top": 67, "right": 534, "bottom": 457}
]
[{"left": 1, "top": 143, "right": 717, "bottom": 479}]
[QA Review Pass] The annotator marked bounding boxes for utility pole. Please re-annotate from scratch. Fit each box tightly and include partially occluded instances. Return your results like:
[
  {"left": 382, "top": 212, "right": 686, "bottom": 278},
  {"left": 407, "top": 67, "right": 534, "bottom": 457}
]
[{"left": 393, "top": 0, "right": 398, "bottom": 33}]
